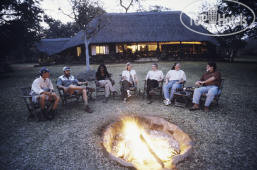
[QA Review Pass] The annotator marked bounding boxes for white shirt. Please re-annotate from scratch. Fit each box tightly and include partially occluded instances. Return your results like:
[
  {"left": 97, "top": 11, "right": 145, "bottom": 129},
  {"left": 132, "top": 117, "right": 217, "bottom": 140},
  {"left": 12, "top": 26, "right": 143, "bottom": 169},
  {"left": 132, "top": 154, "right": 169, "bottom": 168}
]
[
  {"left": 145, "top": 70, "right": 164, "bottom": 81},
  {"left": 122, "top": 70, "right": 137, "bottom": 83},
  {"left": 31, "top": 76, "right": 54, "bottom": 95},
  {"left": 165, "top": 70, "right": 186, "bottom": 81}
]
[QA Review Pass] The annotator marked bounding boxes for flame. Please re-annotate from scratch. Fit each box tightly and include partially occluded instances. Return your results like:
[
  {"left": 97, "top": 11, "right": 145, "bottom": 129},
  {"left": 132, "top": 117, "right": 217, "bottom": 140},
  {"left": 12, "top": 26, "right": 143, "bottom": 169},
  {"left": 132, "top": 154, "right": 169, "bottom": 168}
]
[{"left": 111, "top": 116, "right": 178, "bottom": 170}]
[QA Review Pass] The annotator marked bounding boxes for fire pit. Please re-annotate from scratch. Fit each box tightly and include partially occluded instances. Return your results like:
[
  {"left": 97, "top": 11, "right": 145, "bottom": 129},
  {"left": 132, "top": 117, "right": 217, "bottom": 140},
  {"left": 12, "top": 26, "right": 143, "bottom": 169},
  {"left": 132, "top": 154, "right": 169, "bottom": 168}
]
[{"left": 102, "top": 115, "right": 193, "bottom": 170}]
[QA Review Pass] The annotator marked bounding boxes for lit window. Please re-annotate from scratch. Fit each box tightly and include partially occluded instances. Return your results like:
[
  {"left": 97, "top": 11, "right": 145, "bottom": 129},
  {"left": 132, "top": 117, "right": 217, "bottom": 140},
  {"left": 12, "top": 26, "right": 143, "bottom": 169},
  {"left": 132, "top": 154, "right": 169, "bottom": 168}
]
[
  {"left": 95, "top": 45, "right": 109, "bottom": 55},
  {"left": 116, "top": 45, "right": 124, "bottom": 53},
  {"left": 126, "top": 45, "right": 138, "bottom": 53},
  {"left": 148, "top": 44, "right": 157, "bottom": 51},
  {"left": 77, "top": 47, "right": 82, "bottom": 56}
]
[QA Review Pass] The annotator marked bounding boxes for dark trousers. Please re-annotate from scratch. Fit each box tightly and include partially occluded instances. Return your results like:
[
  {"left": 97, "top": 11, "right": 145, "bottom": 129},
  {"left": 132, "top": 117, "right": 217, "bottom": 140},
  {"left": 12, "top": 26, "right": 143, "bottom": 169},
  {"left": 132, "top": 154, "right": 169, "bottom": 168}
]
[
  {"left": 147, "top": 79, "right": 159, "bottom": 99},
  {"left": 121, "top": 80, "right": 132, "bottom": 99}
]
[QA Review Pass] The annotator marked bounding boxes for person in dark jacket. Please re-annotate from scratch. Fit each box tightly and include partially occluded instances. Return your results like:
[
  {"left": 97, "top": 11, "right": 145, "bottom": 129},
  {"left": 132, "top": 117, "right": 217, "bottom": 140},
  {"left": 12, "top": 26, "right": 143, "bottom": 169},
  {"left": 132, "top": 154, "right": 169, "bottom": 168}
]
[{"left": 96, "top": 64, "right": 117, "bottom": 103}]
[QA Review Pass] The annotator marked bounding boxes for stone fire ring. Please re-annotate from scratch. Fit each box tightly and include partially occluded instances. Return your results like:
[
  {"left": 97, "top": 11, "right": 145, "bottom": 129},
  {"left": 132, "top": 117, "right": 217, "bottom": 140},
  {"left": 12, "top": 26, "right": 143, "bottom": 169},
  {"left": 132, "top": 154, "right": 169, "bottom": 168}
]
[{"left": 102, "top": 115, "right": 193, "bottom": 168}]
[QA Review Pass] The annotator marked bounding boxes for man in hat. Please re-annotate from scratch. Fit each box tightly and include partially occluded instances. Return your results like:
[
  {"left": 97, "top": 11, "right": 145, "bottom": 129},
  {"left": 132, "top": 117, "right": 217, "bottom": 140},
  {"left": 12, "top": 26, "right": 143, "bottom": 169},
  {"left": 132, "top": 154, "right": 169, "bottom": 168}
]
[
  {"left": 145, "top": 63, "right": 164, "bottom": 104},
  {"left": 57, "top": 66, "right": 93, "bottom": 113},
  {"left": 190, "top": 62, "right": 221, "bottom": 112},
  {"left": 121, "top": 62, "right": 138, "bottom": 103},
  {"left": 30, "top": 67, "right": 60, "bottom": 120}
]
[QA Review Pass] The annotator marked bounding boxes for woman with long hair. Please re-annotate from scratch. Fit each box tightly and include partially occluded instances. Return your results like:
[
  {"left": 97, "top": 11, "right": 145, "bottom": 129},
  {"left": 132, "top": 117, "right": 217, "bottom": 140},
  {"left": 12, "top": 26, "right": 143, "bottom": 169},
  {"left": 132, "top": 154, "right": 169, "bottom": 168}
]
[
  {"left": 96, "top": 64, "right": 116, "bottom": 103},
  {"left": 163, "top": 62, "right": 186, "bottom": 106}
]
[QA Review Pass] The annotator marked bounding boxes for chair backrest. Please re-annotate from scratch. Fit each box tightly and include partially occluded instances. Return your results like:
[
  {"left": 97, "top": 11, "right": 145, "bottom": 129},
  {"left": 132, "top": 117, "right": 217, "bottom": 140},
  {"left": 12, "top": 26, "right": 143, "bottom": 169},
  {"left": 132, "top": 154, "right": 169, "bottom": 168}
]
[
  {"left": 219, "top": 79, "right": 224, "bottom": 91},
  {"left": 21, "top": 87, "right": 32, "bottom": 96}
]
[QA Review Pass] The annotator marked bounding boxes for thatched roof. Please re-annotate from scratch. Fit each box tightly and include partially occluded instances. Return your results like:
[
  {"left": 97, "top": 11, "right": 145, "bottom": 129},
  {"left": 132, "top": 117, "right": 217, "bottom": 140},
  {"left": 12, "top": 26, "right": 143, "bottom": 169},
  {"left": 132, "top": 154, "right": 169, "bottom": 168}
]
[
  {"left": 87, "top": 11, "right": 217, "bottom": 44},
  {"left": 36, "top": 31, "right": 85, "bottom": 56},
  {"left": 62, "top": 30, "right": 85, "bottom": 50},
  {"left": 36, "top": 11, "right": 217, "bottom": 56},
  {"left": 35, "top": 38, "right": 70, "bottom": 56}
]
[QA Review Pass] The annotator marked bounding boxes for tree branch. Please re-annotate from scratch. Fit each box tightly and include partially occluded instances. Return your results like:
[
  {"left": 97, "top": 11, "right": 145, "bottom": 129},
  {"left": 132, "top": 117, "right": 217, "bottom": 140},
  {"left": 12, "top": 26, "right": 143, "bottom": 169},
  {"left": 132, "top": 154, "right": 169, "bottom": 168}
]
[
  {"left": 58, "top": 8, "right": 75, "bottom": 20},
  {"left": 119, "top": 0, "right": 134, "bottom": 13}
]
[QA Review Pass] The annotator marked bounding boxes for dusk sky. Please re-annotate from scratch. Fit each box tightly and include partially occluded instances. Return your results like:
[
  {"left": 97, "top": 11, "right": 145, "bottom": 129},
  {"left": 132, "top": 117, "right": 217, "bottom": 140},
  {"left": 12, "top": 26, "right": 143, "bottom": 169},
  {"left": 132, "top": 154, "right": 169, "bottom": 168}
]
[{"left": 40, "top": 0, "right": 209, "bottom": 24}]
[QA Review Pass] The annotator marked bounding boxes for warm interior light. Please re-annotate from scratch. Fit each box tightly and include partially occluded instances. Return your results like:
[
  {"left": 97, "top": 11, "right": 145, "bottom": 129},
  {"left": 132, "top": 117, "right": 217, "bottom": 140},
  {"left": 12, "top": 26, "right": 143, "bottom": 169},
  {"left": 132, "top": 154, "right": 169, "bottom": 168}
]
[{"left": 181, "top": 42, "right": 202, "bottom": 44}]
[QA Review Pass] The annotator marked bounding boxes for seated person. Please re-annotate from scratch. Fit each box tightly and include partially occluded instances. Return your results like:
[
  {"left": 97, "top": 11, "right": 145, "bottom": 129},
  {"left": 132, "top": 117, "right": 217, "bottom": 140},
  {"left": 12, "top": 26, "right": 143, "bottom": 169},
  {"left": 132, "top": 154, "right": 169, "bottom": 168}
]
[
  {"left": 30, "top": 67, "right": 60, "bottom": 120},
  {"left": 163, "top": 63, "right": 186, "bottom": 106},
  {"left": 57, "top": 66, "right": 93, "bottom": 113},
  {"left": 145, "top": 63, "right": 164, "bottom": 104},
  {"left": 96, "top": 64, "right": 117, "bottom": 103},
  {"left": 190, "top": 62, "right": 221, "bottom": 112},
  {"left": 121, "top": 62, "right": 138, "bottom": 103}
]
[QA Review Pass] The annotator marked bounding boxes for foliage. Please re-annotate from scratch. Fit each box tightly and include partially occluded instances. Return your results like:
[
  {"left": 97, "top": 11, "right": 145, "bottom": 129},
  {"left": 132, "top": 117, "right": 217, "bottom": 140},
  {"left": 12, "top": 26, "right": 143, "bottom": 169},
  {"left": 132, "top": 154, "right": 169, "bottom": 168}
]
[
  {"left": 0, "top": 0, "right": 43, "bottom": 62},
  {"left": 59, "top": 0, "right": 106, "bottom": 30},
  {"left": 42, "top": 15, "right": 80, "bottom": 38},
  {"left": 198, "top": 0, "right": 256, "bottom": 61},
  {"left": 217, "top": 0, "right": 256, "bottom": 61}
]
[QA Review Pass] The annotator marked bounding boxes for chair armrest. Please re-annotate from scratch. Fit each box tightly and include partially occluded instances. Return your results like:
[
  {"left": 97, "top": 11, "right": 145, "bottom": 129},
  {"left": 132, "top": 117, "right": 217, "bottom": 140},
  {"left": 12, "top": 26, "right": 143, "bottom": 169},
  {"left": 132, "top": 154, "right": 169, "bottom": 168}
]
[
  {"left": 158, "top": 80, "right": 164, "bottom": 87},
  {"left": 78, "top": 82, "right": 88, "bottom": 86},
  {"left": 21, "top": 95, "right": 32, "bottom": 98},
  {"left": 95, "top": 80, "right": 100, "bottom": 87}
]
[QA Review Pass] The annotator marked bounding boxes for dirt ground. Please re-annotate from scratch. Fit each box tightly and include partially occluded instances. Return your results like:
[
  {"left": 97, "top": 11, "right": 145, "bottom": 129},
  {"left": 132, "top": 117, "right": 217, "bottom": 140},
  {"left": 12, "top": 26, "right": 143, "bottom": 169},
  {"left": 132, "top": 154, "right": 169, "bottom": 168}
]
[{"left": 0, "top": 61, "right": 257, "bottom": 170}]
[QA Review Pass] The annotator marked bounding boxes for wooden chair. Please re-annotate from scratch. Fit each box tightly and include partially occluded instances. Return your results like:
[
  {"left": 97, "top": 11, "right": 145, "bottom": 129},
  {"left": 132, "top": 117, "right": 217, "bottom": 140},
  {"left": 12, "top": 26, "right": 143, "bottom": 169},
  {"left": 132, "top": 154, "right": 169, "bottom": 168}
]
[
  {"left": 95, "top": 74, "right": 117, "bottom": 99},
  {"left": 119, "top": 75, "right": 141, "bottom": 98},
  {"left": 142, "top": 79, "right": 164, "bottom": 99},
  {"left": 20, "top": 87, "right": 53, "bottom": 121},
  {"left": 200, "top": 79, "right": 225, "bottom": 106}
]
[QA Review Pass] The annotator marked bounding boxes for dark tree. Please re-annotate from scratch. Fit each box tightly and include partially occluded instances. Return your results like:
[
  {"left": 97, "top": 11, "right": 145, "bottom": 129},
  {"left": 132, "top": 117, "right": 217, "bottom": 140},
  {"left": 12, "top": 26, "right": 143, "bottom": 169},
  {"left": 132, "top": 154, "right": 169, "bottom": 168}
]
[
  {"left": 198, "top": 0, "right": 256, "bottom": 62},
  {"left": 0, "top": 0, "right": 43, "bottom": 62},
  {"left": 42, "top": 15, "right": 80, "bottom": 38},
  {"left": 217, "top": 0, "right": 256, "bottom": 62},
  {"left": 57, "top": 0, "right": 106, "bottom": 70},
  {"left": 59, "top": 0, "right": 106, "bottom": 30}
]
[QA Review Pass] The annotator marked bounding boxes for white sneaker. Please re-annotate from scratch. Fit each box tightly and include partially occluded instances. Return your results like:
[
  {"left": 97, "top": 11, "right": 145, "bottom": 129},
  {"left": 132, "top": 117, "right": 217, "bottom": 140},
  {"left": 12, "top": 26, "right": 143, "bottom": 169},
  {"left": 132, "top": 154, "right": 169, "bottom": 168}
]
[
  {"left": 123, "top": 98, "right": 127, "bottom": 103},
  {"left": 163, "top": 99, "right": 171, "bottom": 106},
  {"left": 127, "top": 90, "right": 131, "bottom": 98}
]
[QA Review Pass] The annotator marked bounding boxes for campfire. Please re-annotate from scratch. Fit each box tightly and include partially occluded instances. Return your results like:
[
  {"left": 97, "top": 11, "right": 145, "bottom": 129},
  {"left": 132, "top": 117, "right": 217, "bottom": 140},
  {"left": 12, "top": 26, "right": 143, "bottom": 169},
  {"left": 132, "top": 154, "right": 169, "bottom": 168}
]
[{"left": 102, "top": 115, "right": 193, "bottom": 170}]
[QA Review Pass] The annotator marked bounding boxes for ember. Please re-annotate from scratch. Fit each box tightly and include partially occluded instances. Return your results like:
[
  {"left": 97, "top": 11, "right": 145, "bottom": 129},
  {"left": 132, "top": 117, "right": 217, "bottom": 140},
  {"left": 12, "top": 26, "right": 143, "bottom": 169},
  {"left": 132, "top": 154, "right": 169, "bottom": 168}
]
[{"left": 102, "top": 115, "right": 193, "bottom": 170}]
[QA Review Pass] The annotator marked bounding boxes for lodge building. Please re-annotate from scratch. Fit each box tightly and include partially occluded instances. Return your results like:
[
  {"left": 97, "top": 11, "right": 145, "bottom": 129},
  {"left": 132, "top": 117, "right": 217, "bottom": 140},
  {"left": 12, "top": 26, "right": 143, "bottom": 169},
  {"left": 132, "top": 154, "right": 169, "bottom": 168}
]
[{"left": 36, "top": 11, "right": 218, "bottom": 64}]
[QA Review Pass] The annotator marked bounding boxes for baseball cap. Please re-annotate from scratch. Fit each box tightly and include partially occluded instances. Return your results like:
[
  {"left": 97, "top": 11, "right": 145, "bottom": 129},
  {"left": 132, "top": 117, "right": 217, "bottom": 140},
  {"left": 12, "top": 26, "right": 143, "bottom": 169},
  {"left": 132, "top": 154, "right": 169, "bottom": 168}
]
[
  {"left": 40, "top": 67, "right": 50, "bottom": 74},
  {"left": 63, "top": 66, "right": 71, "bottom": 71},
  {"left": 152, "top": 63, "right": 158, "bottom": 67}
]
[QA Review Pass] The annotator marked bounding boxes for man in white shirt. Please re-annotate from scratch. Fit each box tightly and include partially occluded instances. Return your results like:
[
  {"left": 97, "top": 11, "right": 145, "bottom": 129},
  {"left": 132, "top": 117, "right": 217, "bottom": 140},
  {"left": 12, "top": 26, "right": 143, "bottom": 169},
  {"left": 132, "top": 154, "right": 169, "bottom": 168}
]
[
  {"left": 30, "top": 67, "right": 60, "bottom": 120},
  {"left": 163, "top": 63, "right": 186, "bottom": 105},
  {"left": 145, "top": 63, "right": 164, "bottom": 104},
  {"left": 121, "top": 62, "right": 138, "bottom": 103}
]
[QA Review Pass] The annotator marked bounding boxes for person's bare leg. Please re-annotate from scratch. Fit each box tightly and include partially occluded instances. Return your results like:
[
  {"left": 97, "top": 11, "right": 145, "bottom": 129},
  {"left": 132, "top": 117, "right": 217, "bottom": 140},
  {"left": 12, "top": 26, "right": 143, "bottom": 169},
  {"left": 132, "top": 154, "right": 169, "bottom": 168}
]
[
  {"left": 51, "top": 93, "right": 60, "bottom": 110},
  {"left": 81, "top": 89, "right": 93, "bottom": 113},
  {"left": 40, "top": 94, "right": 46, "bottom": 110},
  {"left": 82, "top": 89, "right": 88, "bottom": 106},
  {"left": 67, "top": 85, "right": 86, "bottom": 96}
]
